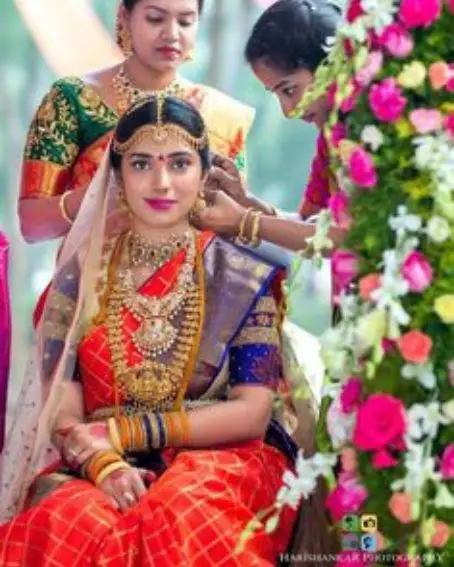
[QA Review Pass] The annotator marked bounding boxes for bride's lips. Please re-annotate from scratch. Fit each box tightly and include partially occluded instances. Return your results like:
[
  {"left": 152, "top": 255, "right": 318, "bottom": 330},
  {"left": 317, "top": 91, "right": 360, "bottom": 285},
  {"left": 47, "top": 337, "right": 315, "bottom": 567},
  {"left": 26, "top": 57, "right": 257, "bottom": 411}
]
[{"left": 144, "top": 198, "right": 177, "bottom": 211}]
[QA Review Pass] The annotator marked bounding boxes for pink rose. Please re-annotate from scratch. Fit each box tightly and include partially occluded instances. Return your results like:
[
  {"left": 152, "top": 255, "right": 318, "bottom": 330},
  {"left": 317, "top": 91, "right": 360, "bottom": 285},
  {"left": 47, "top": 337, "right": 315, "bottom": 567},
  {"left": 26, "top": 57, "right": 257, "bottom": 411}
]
[
  {"left": 373, "top": 449, "right": 399, "bottom": 468},
  {"left": 399, "top": 0, "right": 442, "bottom": 28},
  {"left": 409, "top": 109, "right": 443, "bottom": 134},
  {"left": 353, "top": 394, "right": 406, "bottom": 452},
  {"left": 431, "top": 520, "right": 451, "bottom": 548},
  {"left": 440, "top": 444, "right": 454, "bottom": 480},
  {"left": 347, "top": 147, "right": 378, "bottom": 188},
  {"left": 428, "top": 61, "right": 450, "bottom": 89},
  {"left": 359, "top": 273, "right": 381, "bottom": 301},
  {"left": 346, "top": 0, "right": 365, "bottom": 22},
  {"left": 340, "top": 80, "right": 363, "bottom": 113},
  {"left": 369, "top": 78, "right": 407, "bottom": 123},
  {"left": 398, "top": 330, "right": 432, "bottom": 364},
  {"left": 341, "top": 447, "right": 357, "bottom": 473},
  {"left": 445, "top": 114, "right": 454, "bottom": 138},
  {"left": 329, "top": 192, "right": 352, "bottom": 230},
  {"left": 332, "top": 250, "right": 359, "bottom": 296},
  {"left": 389, "top": 492, "right": 414, "bottom": 523},
  {"left": 341, "top": 377, "right": 363, "bottom": 413},
  {"left": 331, "top": 122, "right": 347, "bottom": 147},
  {"left": 378, "top": 23, "right": 414, "bottom": 58},
  {"left": 356, "top": 51, "right": 383, "bottom": 86},
  {"left": 448, "top": 0, "right": 454, "bottom": 14},
  {"left": 325, "top": 472, "right": 368, "bottom": 522},
  {"left": 401, "top": 251, "right": 433, "bottom": 292},
  {"left": 448, "top": 64, "right": 454, "bottom": 93}
]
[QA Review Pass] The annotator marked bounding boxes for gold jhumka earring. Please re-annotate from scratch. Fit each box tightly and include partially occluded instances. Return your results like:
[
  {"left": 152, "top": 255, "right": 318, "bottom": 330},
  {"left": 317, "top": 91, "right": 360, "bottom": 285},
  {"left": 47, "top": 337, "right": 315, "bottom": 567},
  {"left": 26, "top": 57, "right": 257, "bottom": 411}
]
[{"left": 115, "top": 8, "right": 133, "bottom": 57}]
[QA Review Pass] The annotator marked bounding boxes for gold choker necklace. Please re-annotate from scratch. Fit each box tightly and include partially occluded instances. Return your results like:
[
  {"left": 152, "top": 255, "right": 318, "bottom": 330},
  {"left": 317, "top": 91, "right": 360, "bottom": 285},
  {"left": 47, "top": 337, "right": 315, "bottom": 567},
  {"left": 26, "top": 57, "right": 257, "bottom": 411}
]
[
  {"left": 128, "top": 230, "right": 192, "bottom": 270},
  {"left": 113, "top": 65, "right": 185, "bottom": 114}
]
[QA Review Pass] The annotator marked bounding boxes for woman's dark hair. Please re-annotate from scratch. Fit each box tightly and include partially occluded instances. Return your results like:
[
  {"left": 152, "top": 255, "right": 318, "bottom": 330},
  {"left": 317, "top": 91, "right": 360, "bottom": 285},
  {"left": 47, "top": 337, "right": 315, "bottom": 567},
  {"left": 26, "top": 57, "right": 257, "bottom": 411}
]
[
  {"left": 245, "top": 0, "right": 341, "bottom": 73},
  {"left": 110, "top": 96, "right": 211, "bottom": 172},
  {"left": 122, "top": 0, "right": 204, "bottom": 13}
]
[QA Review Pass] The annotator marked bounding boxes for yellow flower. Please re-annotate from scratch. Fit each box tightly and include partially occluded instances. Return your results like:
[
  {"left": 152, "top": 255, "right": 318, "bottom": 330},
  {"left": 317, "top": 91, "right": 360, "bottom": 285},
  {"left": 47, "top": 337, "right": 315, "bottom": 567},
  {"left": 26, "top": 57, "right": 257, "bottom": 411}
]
[
  {"left": 357, "top": 309, "right": 388, "bottom": 352},
  {"left": 395, "top": 118, "right": 414, "bottom": 139},
  {"left": 403, "top": 178, "right": 432, "bottom": 199},
  {"left": 397, "top": 61, "right": 427, "bottom": 89},
  {"left": 434, "top": 295, "right": 454, "bottom": 324},
  {"left": 440, "top": 102, "right": 454, "bottom": 114}
]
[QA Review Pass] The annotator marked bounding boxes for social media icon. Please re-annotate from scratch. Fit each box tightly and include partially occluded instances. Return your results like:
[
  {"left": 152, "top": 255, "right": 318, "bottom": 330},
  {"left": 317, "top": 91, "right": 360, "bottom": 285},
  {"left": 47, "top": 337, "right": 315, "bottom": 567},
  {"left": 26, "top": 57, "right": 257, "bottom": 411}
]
[
  {"left": 361, "top": 534, "right": 377, "bottom": 552},
  {"left": 361, "top": 514, "right": 378, "bottom": 533},
  {"left": 342, "top": 514, "right": 360, "bottom": 532},
  {"left": 342, "top": 534, "right": 360, "bottom": 551}
]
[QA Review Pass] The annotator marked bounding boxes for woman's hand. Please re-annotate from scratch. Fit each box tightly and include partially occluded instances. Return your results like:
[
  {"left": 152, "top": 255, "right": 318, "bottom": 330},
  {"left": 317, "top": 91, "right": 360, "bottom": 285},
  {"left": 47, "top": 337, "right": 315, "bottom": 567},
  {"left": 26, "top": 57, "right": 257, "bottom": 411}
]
[
  {"left": 60, "top": 422, "right": 114, "bottom": 468},
  {"left": 196, "top": 190, "right": 245, "bottom": 238},
  {"left": 205, "top": 154, "right": 249, "bottom": 207},
  {"left": 99, "top": 466, "right": 156, "bottom": 511}
]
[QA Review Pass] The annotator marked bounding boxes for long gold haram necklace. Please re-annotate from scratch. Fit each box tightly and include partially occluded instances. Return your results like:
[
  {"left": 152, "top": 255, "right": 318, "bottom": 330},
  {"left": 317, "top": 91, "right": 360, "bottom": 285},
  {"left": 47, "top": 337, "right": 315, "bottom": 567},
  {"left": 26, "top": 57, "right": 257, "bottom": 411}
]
[
  {"left": 106, "top": 230, "right": 205, "bottom": 412},
  {"left": 113, "top": 64, "right": 185, "bottom": 115}
]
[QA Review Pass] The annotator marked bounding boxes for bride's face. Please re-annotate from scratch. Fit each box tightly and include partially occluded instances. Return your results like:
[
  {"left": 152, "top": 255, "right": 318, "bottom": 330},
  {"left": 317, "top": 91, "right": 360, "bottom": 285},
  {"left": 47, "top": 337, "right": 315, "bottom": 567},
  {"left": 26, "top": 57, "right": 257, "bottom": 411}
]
[{"left": 120, "top": 132, "right": 203, "bottom": 231}]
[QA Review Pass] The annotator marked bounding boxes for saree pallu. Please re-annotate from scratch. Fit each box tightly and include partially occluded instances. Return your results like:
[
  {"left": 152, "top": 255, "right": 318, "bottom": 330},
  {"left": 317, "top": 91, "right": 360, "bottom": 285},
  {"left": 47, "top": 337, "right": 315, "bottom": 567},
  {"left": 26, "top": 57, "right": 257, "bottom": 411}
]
[
  {"left": 0, "top": 442, "right": 295, "bottom": 567},
  {"left": 0, "top": 232, "right": 11, "bottom": 451}
]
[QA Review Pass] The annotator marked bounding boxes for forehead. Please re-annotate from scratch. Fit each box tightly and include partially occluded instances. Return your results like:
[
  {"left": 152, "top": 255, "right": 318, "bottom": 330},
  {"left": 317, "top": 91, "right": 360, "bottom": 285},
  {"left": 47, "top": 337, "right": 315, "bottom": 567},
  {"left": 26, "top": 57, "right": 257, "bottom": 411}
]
[
  {"left": 252, "top": 59, "right": 314, "bottom": 90},
  {"left": 136, "top": 0, "right": 199, "bottom": 12},
  {"left": 125, "top": 129, "right": 198, "bottom": 156}
]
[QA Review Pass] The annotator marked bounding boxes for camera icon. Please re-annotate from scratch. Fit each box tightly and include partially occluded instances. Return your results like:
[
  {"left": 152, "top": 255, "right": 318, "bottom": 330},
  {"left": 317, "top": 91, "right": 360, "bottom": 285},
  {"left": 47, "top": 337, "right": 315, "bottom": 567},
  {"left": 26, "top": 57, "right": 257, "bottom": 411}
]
[{"left": 361, "top": 514, "right": 378, "bottom": 533}]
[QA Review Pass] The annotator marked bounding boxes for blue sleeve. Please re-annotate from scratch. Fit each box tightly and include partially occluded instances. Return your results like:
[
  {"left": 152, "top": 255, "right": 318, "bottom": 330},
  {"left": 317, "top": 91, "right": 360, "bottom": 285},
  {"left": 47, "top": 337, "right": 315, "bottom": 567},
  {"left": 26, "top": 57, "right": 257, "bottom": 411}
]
[{"left": 229, "top": 288, "right": 282, "bottom": 390}]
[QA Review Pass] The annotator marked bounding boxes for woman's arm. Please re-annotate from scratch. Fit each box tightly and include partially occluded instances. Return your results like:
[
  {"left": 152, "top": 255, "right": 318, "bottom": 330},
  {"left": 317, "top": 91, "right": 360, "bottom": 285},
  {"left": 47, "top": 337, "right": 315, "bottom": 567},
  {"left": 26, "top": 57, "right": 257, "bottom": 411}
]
[
  {"left": 19, "top": 188, "right": 87, "bottom": 243},
  {"left": 19, "top": 81, "right": 84, "bottom": 243},
  {"left": 198, "top": 190, "right": 344, "bottom": 253}
]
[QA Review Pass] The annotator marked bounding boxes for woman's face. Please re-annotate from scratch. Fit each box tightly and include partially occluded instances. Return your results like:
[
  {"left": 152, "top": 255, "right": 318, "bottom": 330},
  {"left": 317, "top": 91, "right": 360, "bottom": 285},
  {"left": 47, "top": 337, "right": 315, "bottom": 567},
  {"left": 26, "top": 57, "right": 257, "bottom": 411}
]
[
  {"left": 252, "top": 59, "right": 330, "bottom": 129},
  {"left": 120, "top": 131, "right": 203, "bottom": 233},
  {"left": 125, "top": 0, "right": 199, "bottom": 72}
]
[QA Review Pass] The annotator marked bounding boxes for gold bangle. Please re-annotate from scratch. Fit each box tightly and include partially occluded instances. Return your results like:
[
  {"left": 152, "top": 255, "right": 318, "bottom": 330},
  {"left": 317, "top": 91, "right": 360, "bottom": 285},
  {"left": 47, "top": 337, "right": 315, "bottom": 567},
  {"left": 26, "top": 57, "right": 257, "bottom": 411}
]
[
  {"left": 238, "top": 208, "right": 253, "bottom": 244},
  {"left": 250, "top": 211, "right": 263, "bottom": 248},
  {"left": 95, "top": 461, "right": 130, "bottom": 486},
  {"left": 59, "top": 190, "right": 74, "bottom": 225},
  {"left": 107, "top": 418, "right": 124, "bottom": 455}
]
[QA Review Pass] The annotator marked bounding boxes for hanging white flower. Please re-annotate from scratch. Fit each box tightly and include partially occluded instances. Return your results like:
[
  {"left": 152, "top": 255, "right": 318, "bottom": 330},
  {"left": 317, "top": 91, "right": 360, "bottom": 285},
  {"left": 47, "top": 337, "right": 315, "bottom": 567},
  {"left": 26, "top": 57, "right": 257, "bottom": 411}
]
[
  {"left": 360, "top": 125, "right": 384, "bottom": 152},
  {"left": 401, "top": 363, "right": 437, "bottom": 390},
  {"left": 389, "top": 206, "right": 423, "bottom": 237},
  {"left": 434, "top": 484, "right": 454, "bottom": 510},
  {"left": 392, "top": 441, "right": 440, "bottom": 499},
  {"left": 426, "top": 215, "right": 451, "bottom": 244},
  {"left": 361, "top": 0, "right": 397, "bottom": 33},
  {"left": 326, "top": 397, "right": 357, "bottom": 449},
  {"left": 406, "top": 402, "right": 449, "bottom": 442}
]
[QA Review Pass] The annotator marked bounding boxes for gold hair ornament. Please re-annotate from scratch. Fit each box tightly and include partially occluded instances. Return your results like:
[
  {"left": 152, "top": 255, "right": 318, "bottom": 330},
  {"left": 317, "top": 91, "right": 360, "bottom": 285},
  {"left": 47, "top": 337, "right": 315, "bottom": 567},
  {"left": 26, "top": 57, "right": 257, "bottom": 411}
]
[{"left": 112, "top": 93, "right": 208, "bottom": 154}]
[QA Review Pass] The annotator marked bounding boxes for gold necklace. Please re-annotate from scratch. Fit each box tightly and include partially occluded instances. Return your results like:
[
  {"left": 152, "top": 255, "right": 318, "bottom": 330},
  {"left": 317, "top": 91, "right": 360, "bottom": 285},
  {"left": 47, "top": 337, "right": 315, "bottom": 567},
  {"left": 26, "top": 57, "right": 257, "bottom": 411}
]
[
  {"left": 124, "top": 231, "right": 196, "bottom": 357},
  {"left": 106, "top": 229, "right": 203, "bottom": 412},
  {"left": 128, "top": 230, "right": 192, "bottom": 270},
  {"left": 113, "top": 65, "right": 185, "bottom": 114}
]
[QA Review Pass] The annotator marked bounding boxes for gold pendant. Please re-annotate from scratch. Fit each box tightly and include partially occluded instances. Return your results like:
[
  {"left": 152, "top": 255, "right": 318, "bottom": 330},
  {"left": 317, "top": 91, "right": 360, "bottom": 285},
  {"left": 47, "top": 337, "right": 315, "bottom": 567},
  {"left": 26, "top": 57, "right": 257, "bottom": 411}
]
[{"left": 133, "top": 317, "right": 178, "bottom": 355}]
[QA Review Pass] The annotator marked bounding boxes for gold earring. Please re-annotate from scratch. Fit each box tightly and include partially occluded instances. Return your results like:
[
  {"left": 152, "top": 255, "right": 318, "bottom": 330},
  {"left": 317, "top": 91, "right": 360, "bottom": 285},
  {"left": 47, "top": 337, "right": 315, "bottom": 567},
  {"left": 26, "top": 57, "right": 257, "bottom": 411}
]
[
  {"left": 190, "top": 189, "right": 206, "bottom": 218},
  {"left": 184, "top": 49, "right": 195, "bottom": 62},
  {"left": 115, "top": 11, "right": 133, "bottom": 57}
]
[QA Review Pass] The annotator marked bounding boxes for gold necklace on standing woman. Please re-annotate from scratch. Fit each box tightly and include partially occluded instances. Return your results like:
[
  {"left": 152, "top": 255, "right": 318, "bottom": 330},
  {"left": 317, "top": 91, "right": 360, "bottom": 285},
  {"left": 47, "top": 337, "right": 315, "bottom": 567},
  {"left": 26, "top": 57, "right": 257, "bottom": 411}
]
[{"left": 113, "top": 64, "right": 185, "bottom": 114}]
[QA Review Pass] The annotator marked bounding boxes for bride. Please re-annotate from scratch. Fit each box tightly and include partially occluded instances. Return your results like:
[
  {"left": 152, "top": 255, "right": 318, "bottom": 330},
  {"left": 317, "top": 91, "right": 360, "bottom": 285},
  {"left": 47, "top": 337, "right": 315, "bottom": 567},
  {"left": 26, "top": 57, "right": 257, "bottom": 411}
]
[{"left": 0, "top": 94, "right": 326, "bottom": 566}]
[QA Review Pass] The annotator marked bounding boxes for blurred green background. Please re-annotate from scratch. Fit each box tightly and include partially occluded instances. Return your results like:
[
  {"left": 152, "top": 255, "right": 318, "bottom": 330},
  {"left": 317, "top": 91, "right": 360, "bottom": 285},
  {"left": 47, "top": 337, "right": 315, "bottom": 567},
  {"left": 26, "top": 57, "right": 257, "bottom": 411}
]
[{"left": 0, "top": 0, "right": 330, "bottom": 405}]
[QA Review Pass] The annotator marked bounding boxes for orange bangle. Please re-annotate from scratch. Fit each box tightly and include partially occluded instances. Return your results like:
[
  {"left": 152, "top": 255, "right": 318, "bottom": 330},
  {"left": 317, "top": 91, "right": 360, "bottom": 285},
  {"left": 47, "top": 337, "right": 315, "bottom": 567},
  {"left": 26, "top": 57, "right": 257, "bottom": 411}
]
[{"left": 59, "top": 190, "right": 74, "bottom": 225}]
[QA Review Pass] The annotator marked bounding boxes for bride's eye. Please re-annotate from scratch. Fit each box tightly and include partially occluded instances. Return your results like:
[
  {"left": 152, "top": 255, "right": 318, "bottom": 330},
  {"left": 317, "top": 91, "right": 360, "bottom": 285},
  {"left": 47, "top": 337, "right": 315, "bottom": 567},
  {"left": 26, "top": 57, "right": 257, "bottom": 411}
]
[
  {"left": 170, "top": 157, "right": 191, "bottom": 171},
  {"left": 282, "top": 85, "right": 297, "bottom": 97},
  {"left": 131, "top": 158, "right": 150, "bottom": 170}
]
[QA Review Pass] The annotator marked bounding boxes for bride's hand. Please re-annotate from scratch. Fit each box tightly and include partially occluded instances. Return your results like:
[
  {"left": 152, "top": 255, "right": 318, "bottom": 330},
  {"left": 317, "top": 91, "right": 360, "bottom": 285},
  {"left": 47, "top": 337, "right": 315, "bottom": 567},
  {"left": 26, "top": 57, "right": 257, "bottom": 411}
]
[
  {"left": 60, "top": 422, "right": 114, "bottom": 468},
  {"left": 195, "top": 190, "right": 245, "bottom": 238},
  {"left": 205, "top": 154, "right": 249, "bottom": 207},
  {"left": 99, "top": 466, "right": 156, "bottom": 511}
]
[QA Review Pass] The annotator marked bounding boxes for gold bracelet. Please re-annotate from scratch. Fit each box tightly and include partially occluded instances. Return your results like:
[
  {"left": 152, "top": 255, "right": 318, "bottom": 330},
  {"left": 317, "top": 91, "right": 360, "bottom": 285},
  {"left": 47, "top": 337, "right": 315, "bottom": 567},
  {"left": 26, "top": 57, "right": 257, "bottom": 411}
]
[
  {"left": 107, "top": 418, "right": 124, "bottom": 455},
  {"left": 95, "top": 461, "right": 130, "bottom": 486},
  {"left": 250, "top": 211, "right": 263, "bottom": 248},
  {"left": 59, "top": 190, "right": 74, "bottom": 225},
  {"left": 238, "top": 208, "right": 254, "bottom": 244}
]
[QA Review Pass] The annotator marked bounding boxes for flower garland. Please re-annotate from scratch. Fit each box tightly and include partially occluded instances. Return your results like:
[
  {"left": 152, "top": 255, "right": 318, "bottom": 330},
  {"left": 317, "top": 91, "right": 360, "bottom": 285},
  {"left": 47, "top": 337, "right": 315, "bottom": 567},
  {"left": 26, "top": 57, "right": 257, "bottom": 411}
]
[{"left": 248, "top": 0, "right": 454, "bottom": 564}]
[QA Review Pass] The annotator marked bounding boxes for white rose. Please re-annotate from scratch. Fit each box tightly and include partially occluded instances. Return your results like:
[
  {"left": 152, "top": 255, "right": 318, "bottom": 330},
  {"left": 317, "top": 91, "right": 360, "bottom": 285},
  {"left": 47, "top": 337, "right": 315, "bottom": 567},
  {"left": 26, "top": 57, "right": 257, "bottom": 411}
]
[
  {"left": 361, "top": 125, "right": 384, "bottom": 152},
  {"left": 426, "top": 216, "right": 451, "bottom": 243}
]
